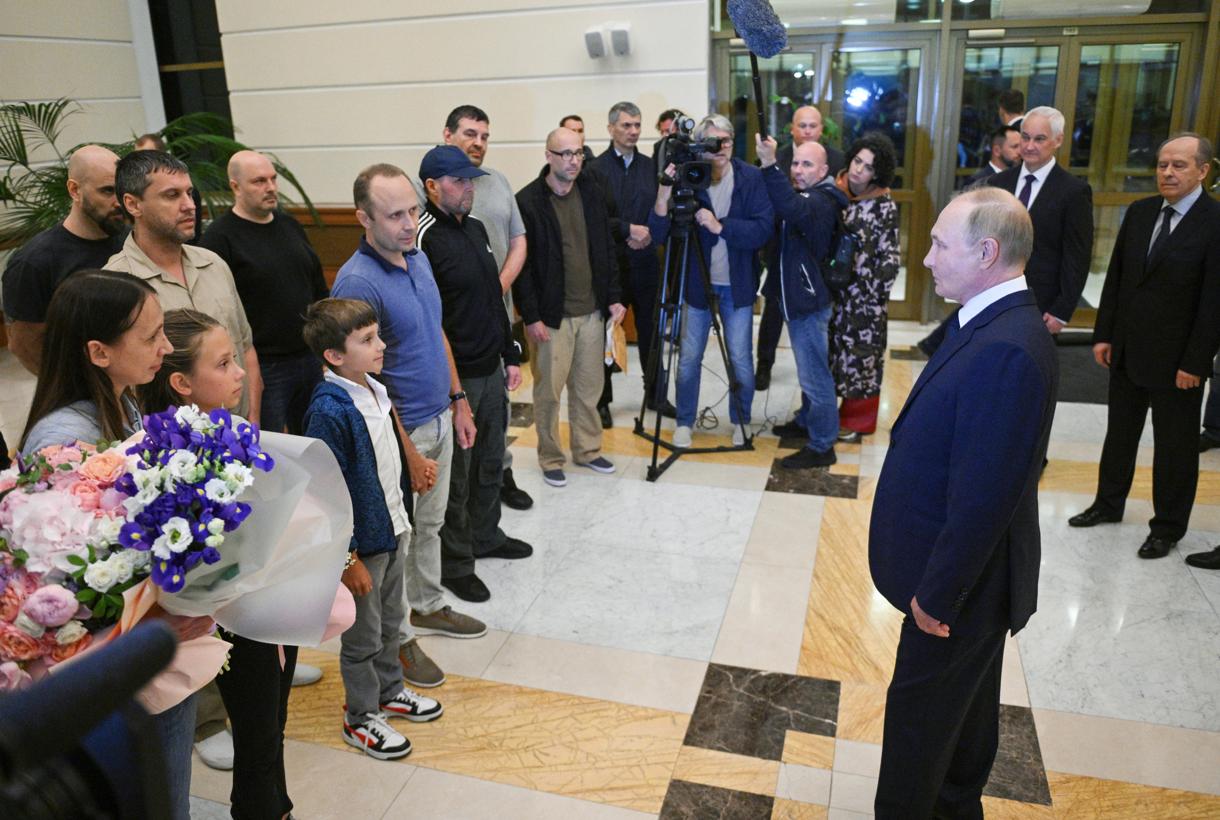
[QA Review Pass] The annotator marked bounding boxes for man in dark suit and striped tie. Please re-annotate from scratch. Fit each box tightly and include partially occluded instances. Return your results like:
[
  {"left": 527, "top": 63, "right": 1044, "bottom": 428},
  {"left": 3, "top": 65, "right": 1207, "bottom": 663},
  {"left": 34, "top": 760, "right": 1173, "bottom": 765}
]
[{"left": 1069, "top": 133, "right": 1220, "bottom": 562}]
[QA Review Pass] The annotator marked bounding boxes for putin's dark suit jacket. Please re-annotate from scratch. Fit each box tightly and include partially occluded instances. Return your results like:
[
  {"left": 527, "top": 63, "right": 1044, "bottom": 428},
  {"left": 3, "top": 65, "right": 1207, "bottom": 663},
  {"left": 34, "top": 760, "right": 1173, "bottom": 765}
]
[
  {"left": 1094, "top": 191, "right": 1220, "bottom": 388},
  {"left": 870, "top": 290, "right": 1058, "bottom": 634},
  {"left": 989, "top": 164, "right": 1093, "bottom": 322}
]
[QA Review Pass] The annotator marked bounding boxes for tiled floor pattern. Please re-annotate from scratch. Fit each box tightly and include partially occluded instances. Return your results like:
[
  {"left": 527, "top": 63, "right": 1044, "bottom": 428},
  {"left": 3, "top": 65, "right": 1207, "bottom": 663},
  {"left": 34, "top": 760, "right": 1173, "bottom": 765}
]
[{"left": 4, "top": 321, "right": 1220, "bottom": 818}]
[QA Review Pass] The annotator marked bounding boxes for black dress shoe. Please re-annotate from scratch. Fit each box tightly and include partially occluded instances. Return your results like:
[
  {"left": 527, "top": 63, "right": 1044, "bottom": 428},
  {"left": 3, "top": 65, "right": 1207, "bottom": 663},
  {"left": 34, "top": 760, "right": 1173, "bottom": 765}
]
[
  {"left": 754, "top": 362, "right": 772, "bottom": 392},
  {"left": 1068, "top": 506, "right": 1122, "bottom": 528},
  {"left": 598, "top": 404, "right": 613, "bottom": 429},
  {"left": 1137, "top": 537, "right": 1177, "bottom": 560},
  {"left": 781, "top": 446, "right": 836, "bottom": 469},
  {"left": 1185, "top": 546, "right": 1220, "bottom": 569},
  {"left": 772, "top": 419, "right": 807, "bottom": 439},
  {"left": 1200, "top": 433, "right": 1220, "bottom": 453},
  {"left": 481, "top": 537, "right": 533, "bottom": 560},
  {"left": 500, "top": 468, "right": 533, "bottom": 510},
  {"left": 647, "top": 397, "right": 678, "bottom": 418},
  {"left": 441, "top": 573, "right": 490, "bottom": 602}
]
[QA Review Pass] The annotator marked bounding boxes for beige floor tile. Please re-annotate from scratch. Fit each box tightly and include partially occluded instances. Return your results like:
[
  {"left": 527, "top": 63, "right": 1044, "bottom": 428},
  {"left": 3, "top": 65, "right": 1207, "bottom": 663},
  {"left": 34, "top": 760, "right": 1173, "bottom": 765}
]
[
  {"left": 1034, "top": 709, "right": 1220, "bottom": 796},
  {"left": 1000, "top": 633, "right": 1029, "bottom": 708},
  {"left": 712, "top": 560, "right": 814, "bottom": 675},
  {"left": 777, "top": 762, "right": 833, "bottom": 805},
  {"left": 835, "top": 682, "right": 888, "bottom": 746},
  {"left": 414, "top": 628, "right": 512, "bottom": 680},
  {"left": 979, "top": 796, "right": 1054, "bottom": 818},
  {"left": 745, "top": 492, "right": 826, "bottom": 570},
  {"left": 671, "top": 745, "right": 780, "bottom": 797},
  {"left": 783, "top": 730, "right": 836, "bottom": 770},
  {"left": 772, "top": 798, "right": 830, "bottom": 819},
  {"left": 1047, "top": 770, "right": 1220, "bottom": 818},
  {"left": 282, "top": 738, "right": 416, "bottom": 817},
  {"left": 383, "top": 766, "right": 655, "bottom": 819},
  {"left": 826, "top": 809, "right": 872, "bottom": 820},
  {"left": 832, "top": 739, "right": 881, "bottom": 778},
  {"left": 1040, "top": 460, "right": 1220, "bottom": 506},
  {"left": 829, "top": 771, "right": 878, "bottom": 814},
  {"left": 482, "top": 632, "right": 708, "bottom": 714}
]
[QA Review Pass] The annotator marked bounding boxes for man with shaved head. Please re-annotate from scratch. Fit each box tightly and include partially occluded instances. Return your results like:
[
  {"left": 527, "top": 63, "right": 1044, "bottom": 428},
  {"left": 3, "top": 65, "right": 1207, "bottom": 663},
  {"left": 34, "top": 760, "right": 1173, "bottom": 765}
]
[
  {"left": 2, "top": 144, "right": 126, "bottom": 373},
  {"left": 514, "top": 127, "right": 625, "bottom": 487},
  {"left": 201, "top": 149, "right": 329, "bottom": 435}
]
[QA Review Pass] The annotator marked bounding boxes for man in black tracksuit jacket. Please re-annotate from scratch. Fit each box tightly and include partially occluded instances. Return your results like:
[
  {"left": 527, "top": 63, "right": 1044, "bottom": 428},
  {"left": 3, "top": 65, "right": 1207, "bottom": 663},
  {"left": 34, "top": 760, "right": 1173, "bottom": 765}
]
[{"left": 417, "top": 145, "right": 531, "bottom": 605}]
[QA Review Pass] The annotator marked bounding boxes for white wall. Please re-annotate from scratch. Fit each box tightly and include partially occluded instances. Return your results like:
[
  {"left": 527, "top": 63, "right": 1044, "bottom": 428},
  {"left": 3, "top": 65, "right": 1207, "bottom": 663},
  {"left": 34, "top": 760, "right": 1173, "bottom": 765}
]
[
  {"left": 0, "top": 0, "right": 149, "bottom": 160},
  {"left": 215, "top": 0, "right": 709, "bottom": 205}
]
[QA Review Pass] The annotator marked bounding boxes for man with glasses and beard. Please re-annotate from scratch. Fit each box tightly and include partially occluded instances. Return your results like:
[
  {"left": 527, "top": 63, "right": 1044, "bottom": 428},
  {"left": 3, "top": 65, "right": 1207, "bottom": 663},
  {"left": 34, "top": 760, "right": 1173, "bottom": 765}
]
[{"left": 3, "top": 145, "right": 127, "bottom": 374}]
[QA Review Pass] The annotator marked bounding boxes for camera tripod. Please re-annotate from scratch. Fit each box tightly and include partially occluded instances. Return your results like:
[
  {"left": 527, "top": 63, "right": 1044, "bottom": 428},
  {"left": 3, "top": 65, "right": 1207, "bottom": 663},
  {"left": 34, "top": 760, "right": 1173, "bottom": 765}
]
[{"left": 633, "top": 192, "right": 753, "bottom": 482}]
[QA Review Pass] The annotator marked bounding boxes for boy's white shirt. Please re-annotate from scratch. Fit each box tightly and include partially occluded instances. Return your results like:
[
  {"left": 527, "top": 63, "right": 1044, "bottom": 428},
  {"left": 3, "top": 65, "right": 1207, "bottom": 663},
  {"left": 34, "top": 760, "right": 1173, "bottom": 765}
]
[{"left": 324, "top": 369, "right": 411, "bottom": 536}]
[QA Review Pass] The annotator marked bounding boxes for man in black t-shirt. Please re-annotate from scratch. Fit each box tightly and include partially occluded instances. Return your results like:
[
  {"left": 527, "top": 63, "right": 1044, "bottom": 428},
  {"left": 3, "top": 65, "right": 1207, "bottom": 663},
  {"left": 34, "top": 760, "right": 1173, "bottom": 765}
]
[
  {"left": 200, "top": 150, "right": 329, "bottom": 434},
  {"left": 2, "top": 145, "right": 126, "bottom": 374}
]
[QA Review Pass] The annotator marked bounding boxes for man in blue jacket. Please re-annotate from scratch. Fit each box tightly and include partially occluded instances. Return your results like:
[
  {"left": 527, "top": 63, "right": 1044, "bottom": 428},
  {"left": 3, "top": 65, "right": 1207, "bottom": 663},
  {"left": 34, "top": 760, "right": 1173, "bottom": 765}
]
[
  {"left": 756, "top": 135, "right": 848, "bottom": 468},
  {"left": 648, "top": 114, "right": 773, "bottom": 449},
  {"left": 869, "top": 188, "right": 1058, "bottom": 818}
]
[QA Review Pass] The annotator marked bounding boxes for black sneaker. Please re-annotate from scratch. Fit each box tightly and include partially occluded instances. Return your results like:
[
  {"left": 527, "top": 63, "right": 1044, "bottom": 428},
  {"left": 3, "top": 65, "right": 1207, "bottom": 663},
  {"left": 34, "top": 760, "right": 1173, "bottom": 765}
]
[
  {"left": 441, "top": 573, "right": 490, "bottom": 603},
  {"left": 500, "top": 468, "right": 533, "bottom": 510},
  {"left": 480, "top": 537, "right": 533, "bottom": 559},
  {"left": 772, "top": 419, "right": 806, "bottom": 439},
  {"left": 343, "top": 713, "right": 412, "bottom": 760},
  {"left": 781, "top": 447, "right": 836, "bottom": 469}
]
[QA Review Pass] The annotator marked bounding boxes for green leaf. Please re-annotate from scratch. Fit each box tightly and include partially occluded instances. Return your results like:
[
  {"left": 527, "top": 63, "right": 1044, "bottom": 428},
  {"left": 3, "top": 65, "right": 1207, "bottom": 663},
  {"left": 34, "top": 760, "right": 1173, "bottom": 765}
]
[
  {"left": 66, "top": 554, "right": 86, "bottom": 567},
  {"left": 76, "top": 588, "right": 98, "bottom": 603}
]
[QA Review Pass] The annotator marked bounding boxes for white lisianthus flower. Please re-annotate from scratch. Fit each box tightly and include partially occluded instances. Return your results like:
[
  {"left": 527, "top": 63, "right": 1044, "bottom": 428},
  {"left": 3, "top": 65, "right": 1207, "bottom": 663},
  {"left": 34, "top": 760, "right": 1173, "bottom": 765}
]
[
  {"left": 150, "top": 516, "right": 195, "bottom": 560},
  {"left": 205, "top": 534, "right": 223, "bottom": 548},
  {"left": 55, "top": 620, "right": 88, "bottom": 646},
  {"left": 174, "top": 404, "right": 206, "bottom": 430},
  {"left": 165, "top": 450, "right": 200, "bottom": 483},
  {"left": 109, "top": 552, "right": 135, "bottom": 583},
  {"left": 128, "top": 550, "right": 151, "bottom": 571},
  {"left": 203, "top": 478, "right": 236, "bottom": 504},
  {"left": 122, "top": 483, "right": 161, "bottom": 516},
  {"left": 14, "top": 612, "right": 45, "bottom": 639},
  {"left": 220, "top": 463, "right": 253, "bottom": 493},
  {"left": 84, "top": 559, "right": 119, "bottom": 592},
  {"left": 93, "top": 515, "right": 124, "bottom": 545},
  {"left": 206, "top": 518, "right": 226, "bottom": 535}
]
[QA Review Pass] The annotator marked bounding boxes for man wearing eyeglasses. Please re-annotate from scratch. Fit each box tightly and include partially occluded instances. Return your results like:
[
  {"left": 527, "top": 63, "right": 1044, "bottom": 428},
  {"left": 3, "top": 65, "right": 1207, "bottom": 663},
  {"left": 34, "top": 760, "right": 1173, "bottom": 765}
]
[{"left": 513, "top": 127, "right": 626, "bottom": 488}]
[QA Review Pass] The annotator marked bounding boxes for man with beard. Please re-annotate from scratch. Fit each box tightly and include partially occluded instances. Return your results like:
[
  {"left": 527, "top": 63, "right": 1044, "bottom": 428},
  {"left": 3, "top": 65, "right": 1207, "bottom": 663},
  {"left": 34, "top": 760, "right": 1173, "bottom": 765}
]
[
  {"left": 106, "top": 150, "right": 261, "bottom": 418},
  {"left": 2, "top": 145, "right": 127, "bottom": 373}
]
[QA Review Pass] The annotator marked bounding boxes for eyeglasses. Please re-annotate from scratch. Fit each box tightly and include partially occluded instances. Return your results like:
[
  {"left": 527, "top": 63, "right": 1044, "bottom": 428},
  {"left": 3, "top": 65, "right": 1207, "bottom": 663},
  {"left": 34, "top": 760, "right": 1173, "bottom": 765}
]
[{"left": 546, "top": 148, "right": 584, "bottom": 161}]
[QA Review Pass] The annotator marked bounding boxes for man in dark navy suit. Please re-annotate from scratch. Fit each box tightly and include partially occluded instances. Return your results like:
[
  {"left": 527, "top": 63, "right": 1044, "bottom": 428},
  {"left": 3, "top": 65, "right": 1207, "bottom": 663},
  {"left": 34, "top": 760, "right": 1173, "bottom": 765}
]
[
  {"left": 870, "top": 188, "right": 1059, "bottom": 818},
  {"left": 1070, "top": 133, "right": 1220, "bottom": 564}
]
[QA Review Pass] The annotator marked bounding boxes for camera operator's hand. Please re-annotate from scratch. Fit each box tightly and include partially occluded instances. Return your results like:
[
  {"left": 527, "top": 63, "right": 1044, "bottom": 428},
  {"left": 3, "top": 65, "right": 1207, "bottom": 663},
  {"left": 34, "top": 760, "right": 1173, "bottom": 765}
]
[
  {"left": 627, "top": 224, "right": 651, "bottom": 250},
  {"left": 527, "top": 320, "right": 551, "bottom": 344},
  {"left": 609, "top": 303, "right": 627, "bottom": 325},
  {"left": 756, "top": 134, "right": 779, "bottom": 168},
  {"left": 654, "top": 165, "right": 676, "bottom": 216},
  {"left": 695, "top": 208, "right": 723, "bottom": 236}
]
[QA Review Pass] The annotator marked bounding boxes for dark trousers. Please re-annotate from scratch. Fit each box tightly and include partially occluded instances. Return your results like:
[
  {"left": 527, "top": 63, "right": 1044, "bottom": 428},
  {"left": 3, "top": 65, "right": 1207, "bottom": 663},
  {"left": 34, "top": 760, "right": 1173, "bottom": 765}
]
[
  {"left": 215, "top": 634, "right": 297, "bottom": 820},
  {"left": 259, "top": 352, "right": 323, "bottom": 434},
  {"left": 1203, "top": 352, "right": 1220, "bottom": 439},
  {"left": 876, "top": 618, "right": 1007, "bottom": 819},
  {"left": 441, "top": 369, "right": 508, "bottom": 580},
  {"left": 630, "top": 266, "right": 660, "bottom": 393},
  {"left": 1094, "top": 366, "right": 1204, "bottom": 541},
  {"left": 757, "top": 294, "right": 783, "bottom": 367}
]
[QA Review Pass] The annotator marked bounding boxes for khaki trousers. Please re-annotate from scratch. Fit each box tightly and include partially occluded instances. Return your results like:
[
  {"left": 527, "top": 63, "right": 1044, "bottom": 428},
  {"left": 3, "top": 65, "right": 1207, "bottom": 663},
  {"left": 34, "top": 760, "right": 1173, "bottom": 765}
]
[{"left": 530, "top": 310, "right": 605, "bottom": 470}]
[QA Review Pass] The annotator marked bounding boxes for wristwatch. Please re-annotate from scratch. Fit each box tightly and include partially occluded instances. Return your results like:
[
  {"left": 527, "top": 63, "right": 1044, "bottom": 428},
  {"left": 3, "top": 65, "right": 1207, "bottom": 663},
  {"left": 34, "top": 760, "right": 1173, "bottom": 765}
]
[{"left": 449, "top": 391, "right": 467, "bottom": 404}]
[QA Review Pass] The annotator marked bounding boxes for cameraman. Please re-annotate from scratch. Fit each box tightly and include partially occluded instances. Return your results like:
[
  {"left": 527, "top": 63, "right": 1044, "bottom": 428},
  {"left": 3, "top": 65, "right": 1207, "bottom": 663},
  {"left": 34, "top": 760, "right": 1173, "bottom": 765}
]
[
  {"left": 648, "top": 114, "right": 773, "bottom": 447},
  {"left": 756, "top": 134, "right": 848, "bottom": 469}
]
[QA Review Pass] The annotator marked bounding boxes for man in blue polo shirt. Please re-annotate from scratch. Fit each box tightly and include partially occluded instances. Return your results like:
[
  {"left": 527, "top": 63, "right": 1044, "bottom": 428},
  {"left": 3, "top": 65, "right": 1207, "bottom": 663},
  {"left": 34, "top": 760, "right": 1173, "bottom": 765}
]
[{"left": 331, "top": 163, "right": 486, "bottom": 690}]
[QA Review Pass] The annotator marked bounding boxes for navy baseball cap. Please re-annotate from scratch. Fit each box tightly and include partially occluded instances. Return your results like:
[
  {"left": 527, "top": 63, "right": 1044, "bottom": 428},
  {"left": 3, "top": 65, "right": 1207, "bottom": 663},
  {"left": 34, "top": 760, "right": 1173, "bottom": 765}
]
[{"left": 419, "top": 145, "right": 489, "bottom": 182}]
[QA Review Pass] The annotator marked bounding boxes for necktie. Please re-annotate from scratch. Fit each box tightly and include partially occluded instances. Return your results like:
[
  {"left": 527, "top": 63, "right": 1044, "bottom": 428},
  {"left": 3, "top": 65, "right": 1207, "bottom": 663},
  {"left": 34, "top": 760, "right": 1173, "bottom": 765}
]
[
  {"left": 1147, "top": 205, "right": 1175, "bottom": 261},
  {"left": 1018, "top": 173, "right": 1036, "bottom": 208}
]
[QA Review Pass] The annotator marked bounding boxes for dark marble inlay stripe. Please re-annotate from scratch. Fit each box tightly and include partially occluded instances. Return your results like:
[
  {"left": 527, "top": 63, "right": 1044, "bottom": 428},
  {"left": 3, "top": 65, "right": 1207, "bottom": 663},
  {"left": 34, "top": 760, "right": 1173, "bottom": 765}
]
[
  {"left": 658, "top": 779, "right": 775, "bottom": 820},
  {"left": 766, "top": 460, "right": 859, "bottom": 499},
  {"left": 983, "top": 704, "right": 1052, "bottom": 805},
  {"left": 684, "top": 663, "right": 839, "bottom": 761}
]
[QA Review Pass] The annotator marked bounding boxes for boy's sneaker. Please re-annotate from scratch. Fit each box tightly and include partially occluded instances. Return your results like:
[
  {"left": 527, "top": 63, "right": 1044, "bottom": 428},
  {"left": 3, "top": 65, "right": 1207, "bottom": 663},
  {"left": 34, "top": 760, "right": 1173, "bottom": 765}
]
[
  {"left": 542, "top": 469, "right": 567, "bottom": 487},
  {"left": 672, "top": 426, "right": 693, "bottom": 449},
  {"left": 577, "top": 456, "right": 615, "bottom": 474},
  {"left": 343, "top": 712, "right": 412, "bottom": 760},
  {"left": 399, "top": 637, "right": 446, "bottom": 688},
  {"left": 381, "top": 688, "right": 444, "bottom": 722},
  {"left": 410, "top": 605, "right": 487, "bottom": 639}
]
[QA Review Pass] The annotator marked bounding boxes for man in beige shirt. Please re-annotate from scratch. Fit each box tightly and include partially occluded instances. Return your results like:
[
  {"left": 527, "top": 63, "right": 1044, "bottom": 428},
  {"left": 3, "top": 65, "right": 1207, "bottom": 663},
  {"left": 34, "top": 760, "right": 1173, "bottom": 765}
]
[{"left": 107, "top": 150, "right": 262, "bottom": 419}]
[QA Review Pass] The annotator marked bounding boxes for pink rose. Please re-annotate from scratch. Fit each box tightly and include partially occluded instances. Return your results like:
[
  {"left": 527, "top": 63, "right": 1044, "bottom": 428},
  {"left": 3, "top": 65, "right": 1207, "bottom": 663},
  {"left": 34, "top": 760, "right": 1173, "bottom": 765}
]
[
  {"left": 0, "top": 661, "right": 32, "bottom": 691},
  {"left": 0, "top": 586, "right": 24, "bottom": 622},
  {"left": 97, "top": 488, "right": 126, "bottom": 514},
  {"left": 41, "top": 445, "right": 83, "bottom": 468},
  {"left": 69, "top": 480, "right": 103, "bottom": 512},
  {"left": 0, "top": 476, "right": 15, "bottom": 494},
  {"left": 79, "top": 449, "right": 128, "bottom": 485},
  {"left": 47, "top": 632, "right": 92, "bottom": 664},
  {"left": 22, "top": 585, "right": 80, "bottom": 628},
  {"left": 0, "top": 623, "right": 44, "bottom": 661}
]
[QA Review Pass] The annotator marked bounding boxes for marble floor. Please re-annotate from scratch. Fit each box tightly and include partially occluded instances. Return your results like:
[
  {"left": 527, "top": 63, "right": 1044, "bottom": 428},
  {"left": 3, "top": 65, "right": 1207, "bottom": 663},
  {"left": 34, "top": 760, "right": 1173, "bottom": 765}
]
[{"left": 3, "top": 319, "right": 1219, "bottom": 819}]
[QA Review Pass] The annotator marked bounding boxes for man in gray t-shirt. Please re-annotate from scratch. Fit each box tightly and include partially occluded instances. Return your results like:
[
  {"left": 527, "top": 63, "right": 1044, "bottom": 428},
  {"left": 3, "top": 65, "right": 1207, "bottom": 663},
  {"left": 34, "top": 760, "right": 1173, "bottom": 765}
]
[{"left": 430, "top": 105, "right": 533, "bottom": 511}]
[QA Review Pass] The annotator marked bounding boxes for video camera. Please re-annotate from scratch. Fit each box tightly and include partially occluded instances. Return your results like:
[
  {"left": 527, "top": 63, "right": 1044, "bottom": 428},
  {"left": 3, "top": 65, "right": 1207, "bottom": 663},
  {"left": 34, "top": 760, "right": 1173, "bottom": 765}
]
[{"left": 655, "top": 116, "right": 724, "bottom": 194}]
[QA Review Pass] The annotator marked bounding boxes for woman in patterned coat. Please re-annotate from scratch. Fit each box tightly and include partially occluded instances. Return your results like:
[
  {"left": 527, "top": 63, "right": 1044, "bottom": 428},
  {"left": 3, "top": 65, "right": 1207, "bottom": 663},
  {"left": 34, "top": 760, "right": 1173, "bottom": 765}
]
[{"left": 830, "top": 133, "right": 901, "bottom": 442}]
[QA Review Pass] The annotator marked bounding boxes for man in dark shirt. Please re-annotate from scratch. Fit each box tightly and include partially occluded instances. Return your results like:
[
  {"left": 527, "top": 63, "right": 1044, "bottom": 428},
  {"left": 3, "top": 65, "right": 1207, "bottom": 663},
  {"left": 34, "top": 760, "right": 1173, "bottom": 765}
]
[
  {"left": 201, "top": 150, "right": 329, "bottom": 434},
  {"left": 2, "top": 144, "right": 126, "bottom": 374},
  {"left": 416, "top": 145, "right": 533, "bottom": 604},
  {"left": 590, "top": 101, "right": 676, "bottom": 417}
]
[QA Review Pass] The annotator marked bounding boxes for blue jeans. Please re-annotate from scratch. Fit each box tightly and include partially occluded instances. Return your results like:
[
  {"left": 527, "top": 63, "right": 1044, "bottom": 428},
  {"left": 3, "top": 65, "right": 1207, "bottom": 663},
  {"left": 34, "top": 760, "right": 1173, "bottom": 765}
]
[
  {"left": 676, "top": 286, "right": 755, "bottom": 427},
  {"left": 788, "top": 305, "right": 838, "bottom": 453},
  {"left": 259, "top": 352, "right": 323, "bottom": 434},
  {"left": 154, "top": 692, "right": 198, "bottom": 820}
]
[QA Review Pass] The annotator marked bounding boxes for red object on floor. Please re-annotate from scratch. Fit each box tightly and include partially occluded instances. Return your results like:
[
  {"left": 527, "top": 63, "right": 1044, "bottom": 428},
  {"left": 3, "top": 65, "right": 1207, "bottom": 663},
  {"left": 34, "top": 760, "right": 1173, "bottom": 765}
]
[{"left": 839, "top": 395, "right": 880, "bottom": 434}]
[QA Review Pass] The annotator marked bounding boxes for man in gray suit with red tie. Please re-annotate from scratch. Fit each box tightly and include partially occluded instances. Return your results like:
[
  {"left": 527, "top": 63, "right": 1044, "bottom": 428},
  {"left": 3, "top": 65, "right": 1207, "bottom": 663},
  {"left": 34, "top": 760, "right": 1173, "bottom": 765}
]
[{"left": 1070, "top": 133, "right": 1220, "bottom": 563}]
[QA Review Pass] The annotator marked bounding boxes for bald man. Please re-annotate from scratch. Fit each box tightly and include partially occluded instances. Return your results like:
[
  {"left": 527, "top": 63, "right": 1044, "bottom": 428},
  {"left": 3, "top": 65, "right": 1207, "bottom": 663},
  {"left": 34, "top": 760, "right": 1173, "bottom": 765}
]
[
  {"left": 2, "top": 145, "right": 127, "bottom": 373},
  {"left": 757, "top": 105, "right": 845, "bottom": 390},
  {"left": 200, "top": 149, "right": 328, "bottom": 434}
]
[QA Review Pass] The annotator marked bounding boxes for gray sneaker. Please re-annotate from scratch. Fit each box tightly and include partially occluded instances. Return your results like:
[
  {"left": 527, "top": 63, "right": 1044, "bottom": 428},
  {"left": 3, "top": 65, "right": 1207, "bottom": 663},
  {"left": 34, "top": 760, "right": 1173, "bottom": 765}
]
[
  {"left": 410, "top": 605, "right": 487, "bottom": 639},
  {"left": 399, "top": 638, "right": 446, "bottom": 688}
]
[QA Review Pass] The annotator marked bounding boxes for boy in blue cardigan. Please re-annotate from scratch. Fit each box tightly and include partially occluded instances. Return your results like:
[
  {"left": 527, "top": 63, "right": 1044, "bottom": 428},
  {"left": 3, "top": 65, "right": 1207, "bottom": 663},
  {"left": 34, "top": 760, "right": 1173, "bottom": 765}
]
[{"left": 303, "top": 298, "right": 443, "bottom": 760}]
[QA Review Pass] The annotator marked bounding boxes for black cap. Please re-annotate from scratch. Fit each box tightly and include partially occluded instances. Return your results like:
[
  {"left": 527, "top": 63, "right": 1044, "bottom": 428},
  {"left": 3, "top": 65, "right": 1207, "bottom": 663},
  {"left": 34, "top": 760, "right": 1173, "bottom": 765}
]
[{"left": 419, "top": 145, "right": 489, "bottom": 183}]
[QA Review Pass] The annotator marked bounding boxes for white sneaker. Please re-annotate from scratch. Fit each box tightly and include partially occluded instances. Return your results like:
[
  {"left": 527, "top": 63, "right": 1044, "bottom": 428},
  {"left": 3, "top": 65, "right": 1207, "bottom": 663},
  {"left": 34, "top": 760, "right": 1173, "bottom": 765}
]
[
  {"left": 381, "top": 688, "right": 444, "bottom": 722},
  {"left": 673, "top": 426, "right": 693, "bottom": 448},
  {"left": 343, "top": 712, "right": 412, "bottom": 760},
  {"left": 194, "top": 729, "right": 234, "bottom": 771},
  {"left": 292, "top": 663, "right": 323, "bottom": 686},
  {"left": 732, "top": 426, "right": 746, "bottom": 447}
]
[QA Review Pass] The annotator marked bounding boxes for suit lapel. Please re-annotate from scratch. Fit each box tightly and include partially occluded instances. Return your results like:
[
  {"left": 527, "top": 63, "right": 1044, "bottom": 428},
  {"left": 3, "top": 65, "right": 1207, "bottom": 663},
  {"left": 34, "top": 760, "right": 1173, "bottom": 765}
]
[{"left": 1142, "top": 191, "right": 1213, "bottom": 281}]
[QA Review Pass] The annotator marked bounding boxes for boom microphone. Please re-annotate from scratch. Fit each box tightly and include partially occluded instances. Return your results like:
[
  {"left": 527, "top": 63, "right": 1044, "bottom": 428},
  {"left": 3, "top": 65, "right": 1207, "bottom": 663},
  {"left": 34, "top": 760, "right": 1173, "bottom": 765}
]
[{"left": 726, "top": 0, "right": 788, "bottom": 141}]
